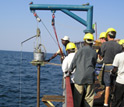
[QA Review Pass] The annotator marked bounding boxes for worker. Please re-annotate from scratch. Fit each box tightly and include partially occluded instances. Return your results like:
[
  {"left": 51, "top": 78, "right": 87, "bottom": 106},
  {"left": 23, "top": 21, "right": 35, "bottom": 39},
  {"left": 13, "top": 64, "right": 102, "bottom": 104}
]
[
  {"left": 61, "top": 42, "right": 76, "bottom": 107},
  {"left": 111, "top": 39, "right": 124, "bottom": 107},
  {"left": 97, "top": 32, "right": 107, "bottom": 62},
  {"left": 68, "top": 33, "right": 97, "bottom": 107},
  {"left": 99, "top": 32, "right": 107, "bottom": 43},
  {"left": 100, "top": 28, "right": 122, "bottom": 107},
  {"left": 97, "top": 32, "right": 108, "bottom": 86},
  {"left": 46, "top": 36, "right": 70, "bottom": 62},
  {"left": 62, "top": 42, "right": 77, "bottom": 92}
]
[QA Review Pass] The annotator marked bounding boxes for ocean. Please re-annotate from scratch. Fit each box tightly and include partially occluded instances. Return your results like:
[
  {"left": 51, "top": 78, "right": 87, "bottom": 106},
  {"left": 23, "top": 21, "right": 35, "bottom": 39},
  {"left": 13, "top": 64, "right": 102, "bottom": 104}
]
[{"left": 0, "top": 50, "right": 63, "bottom": 107}]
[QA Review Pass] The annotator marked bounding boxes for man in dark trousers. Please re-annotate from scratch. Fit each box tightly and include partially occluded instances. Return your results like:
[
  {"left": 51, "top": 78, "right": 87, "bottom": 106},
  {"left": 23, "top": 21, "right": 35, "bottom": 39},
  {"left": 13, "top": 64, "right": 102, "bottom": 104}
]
[
  {"left": 111, "top": 39, "right": 124, "bottom": 107},
  {"left": 100, "top": 28, "right": 122, "bottom": 107},
  {"left": 68, "top": 33, "right": 97, "bottom": 107}
]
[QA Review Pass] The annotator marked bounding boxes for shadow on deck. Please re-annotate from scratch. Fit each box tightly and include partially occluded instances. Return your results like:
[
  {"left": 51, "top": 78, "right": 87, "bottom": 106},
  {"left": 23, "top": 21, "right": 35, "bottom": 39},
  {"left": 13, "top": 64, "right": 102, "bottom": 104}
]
[{"left": 94, "top": 80, "right": 105, "bottom": 107}]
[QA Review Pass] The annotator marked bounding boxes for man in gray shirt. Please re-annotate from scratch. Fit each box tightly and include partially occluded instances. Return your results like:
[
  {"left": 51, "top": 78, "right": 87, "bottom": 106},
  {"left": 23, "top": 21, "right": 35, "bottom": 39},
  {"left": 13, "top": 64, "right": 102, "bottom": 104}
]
[
  {"left": 100, "top": 28, "right": 122, "bottom": 107},
  {"left": 68, "top": 33, "right": 97, "bottom": 107}
]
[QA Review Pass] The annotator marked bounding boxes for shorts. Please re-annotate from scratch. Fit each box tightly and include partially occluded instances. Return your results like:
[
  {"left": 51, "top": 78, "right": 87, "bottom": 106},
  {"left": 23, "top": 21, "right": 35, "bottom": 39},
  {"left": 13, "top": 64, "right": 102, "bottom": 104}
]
[
  {"left": 104, "top": 65, "right": 113, "bottom": 71},
  {"left": 103, "top": 72, "right": 111, "bottom": 86},
  {"left": 103, "top": 65, "right": 114, "bottom": 86}
]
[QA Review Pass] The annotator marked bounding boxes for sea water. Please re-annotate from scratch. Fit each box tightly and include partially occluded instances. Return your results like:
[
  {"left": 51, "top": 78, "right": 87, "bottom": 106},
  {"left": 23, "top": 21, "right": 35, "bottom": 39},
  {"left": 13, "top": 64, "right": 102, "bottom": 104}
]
[{"left": 0, "top": 50, "right": 63, "bottom": 107}]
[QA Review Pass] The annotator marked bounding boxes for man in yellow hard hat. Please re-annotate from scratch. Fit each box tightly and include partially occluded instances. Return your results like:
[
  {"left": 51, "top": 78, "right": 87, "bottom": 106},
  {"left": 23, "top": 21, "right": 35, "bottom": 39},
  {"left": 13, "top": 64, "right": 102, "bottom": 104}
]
[
  {"left": 111, "top": 39, "right": 124, "bottom": 107},
  {"left": 118, "top": 39, "right": 124, "bottom": 46},
  {"left": 97, "top": 32, "right": 108, "bottom": 62},
  {"left": 97, "top": 32, "right": 108, "bottom": 83},
  {"left": 100, "top": 28, "right": 122, "bottom": 107},
  {"left": 61, "top": 42, "right": 77, "bottom": 107},
  {"left": 62, "top": 42, "right": 77, "bottom": 91},
  {"left": 68, "top": 33, "right": 97, "bottom": 107},
  {"left": 99, "top": 32, "right": 107, "bottom": 43}
]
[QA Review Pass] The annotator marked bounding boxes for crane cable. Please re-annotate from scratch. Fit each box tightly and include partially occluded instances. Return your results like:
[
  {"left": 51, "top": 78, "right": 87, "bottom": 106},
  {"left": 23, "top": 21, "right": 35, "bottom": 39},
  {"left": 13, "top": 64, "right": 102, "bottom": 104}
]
[
  {"left": 51, "top": 13, "right": 64, "bottom": 57},
  {"left": 40, "top": 20, "right": 58, "bottom": 45},
  {"left": 33, "top": 11, "right": 58, "bottom": 45}
]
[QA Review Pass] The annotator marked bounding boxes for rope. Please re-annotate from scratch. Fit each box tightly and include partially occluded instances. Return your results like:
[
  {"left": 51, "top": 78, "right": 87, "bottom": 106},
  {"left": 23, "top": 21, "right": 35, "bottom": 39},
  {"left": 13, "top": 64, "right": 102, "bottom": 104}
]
[
  {"left": 19, "top": 44, "right": 23, "bottom": 107},
  {"left": 44, "top": 62, "right": 61, "bottom": 66},
  {"left": 40, "top": 20, "right": 58, "bottom": 45},
  {"left": 33, "top": 11, "right": 57, "bottom": 45},
  {"left": 51, "top": 13, "right": 64, "bottom": 57}
]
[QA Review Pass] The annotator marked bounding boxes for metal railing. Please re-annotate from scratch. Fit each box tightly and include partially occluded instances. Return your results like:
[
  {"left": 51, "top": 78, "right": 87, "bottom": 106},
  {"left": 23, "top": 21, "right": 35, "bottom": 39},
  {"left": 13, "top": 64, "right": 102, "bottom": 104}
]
[{"left": 65, "top": 76, "right": 74, "bottom": 107}]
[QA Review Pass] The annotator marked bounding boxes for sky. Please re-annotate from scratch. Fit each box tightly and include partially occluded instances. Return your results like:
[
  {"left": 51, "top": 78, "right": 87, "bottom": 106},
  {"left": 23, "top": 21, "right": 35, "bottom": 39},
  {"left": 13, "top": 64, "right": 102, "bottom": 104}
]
[{"left": 0, "top": 0, "right": 124, "bottom": 53}]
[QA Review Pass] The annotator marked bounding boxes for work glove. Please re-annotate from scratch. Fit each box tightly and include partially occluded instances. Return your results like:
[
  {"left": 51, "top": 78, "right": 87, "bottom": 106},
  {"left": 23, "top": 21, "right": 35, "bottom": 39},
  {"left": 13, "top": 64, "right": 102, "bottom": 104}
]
[
  {"left": 60, "top": 56, "right": 65, "bottom": 63},
  {"left": 64, "top": 71, "right": 72, "bottom": 78},
  {"left": 110, "top": 69, "right": 117, "bottom": 77},
  {"left": 64, "top": 72, "right": 70, "bottom": 78}
]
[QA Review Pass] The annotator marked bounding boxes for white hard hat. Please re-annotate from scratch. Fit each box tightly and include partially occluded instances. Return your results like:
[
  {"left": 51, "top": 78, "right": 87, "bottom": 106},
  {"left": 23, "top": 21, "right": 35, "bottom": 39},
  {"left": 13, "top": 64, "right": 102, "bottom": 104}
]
[{"left": 61, "top": 36, "right": 70, "bottom": 41}]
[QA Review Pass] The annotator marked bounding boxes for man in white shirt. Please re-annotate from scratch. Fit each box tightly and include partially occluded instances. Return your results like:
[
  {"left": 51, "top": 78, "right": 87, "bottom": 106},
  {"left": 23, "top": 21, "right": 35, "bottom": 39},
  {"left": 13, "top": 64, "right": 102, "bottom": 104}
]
[
  {"left": 111, "top": 39, "right": 124, "bottom": 107},
  {"left": 62, "top": 42, "right": 77, "bottom": 91}
]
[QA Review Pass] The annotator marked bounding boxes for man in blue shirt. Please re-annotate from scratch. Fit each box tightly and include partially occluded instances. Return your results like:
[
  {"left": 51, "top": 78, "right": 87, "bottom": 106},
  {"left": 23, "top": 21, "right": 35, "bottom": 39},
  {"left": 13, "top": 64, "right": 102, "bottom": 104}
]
[{"left": 46, "top": 36, "right": 70, "bottom": 62}]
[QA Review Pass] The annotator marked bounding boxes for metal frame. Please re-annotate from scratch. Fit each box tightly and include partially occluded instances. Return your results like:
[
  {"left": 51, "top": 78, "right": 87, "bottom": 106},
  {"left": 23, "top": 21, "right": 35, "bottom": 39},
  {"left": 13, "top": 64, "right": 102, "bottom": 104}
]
[{"left": 30, "top": 3, "right": 94, "bottom": 33}]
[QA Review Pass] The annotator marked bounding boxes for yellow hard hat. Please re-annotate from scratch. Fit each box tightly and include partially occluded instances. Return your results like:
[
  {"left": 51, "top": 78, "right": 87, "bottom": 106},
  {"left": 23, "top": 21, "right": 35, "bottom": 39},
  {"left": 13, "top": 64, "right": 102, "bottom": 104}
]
[
  {"left": 118, "top": 39, "right": 124, "bottom": 45},
  {"left": 99, "top": 32, "right": 107, "bottom": 39},
  {"left": 66, "top": 42, "right": 76, "bottom": 50},
  {"left": 84, "top": 33, "right": 94, "bottom": 41},
  {"left": 106, "top": 28, "right": 116, "bottom": 36}
]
